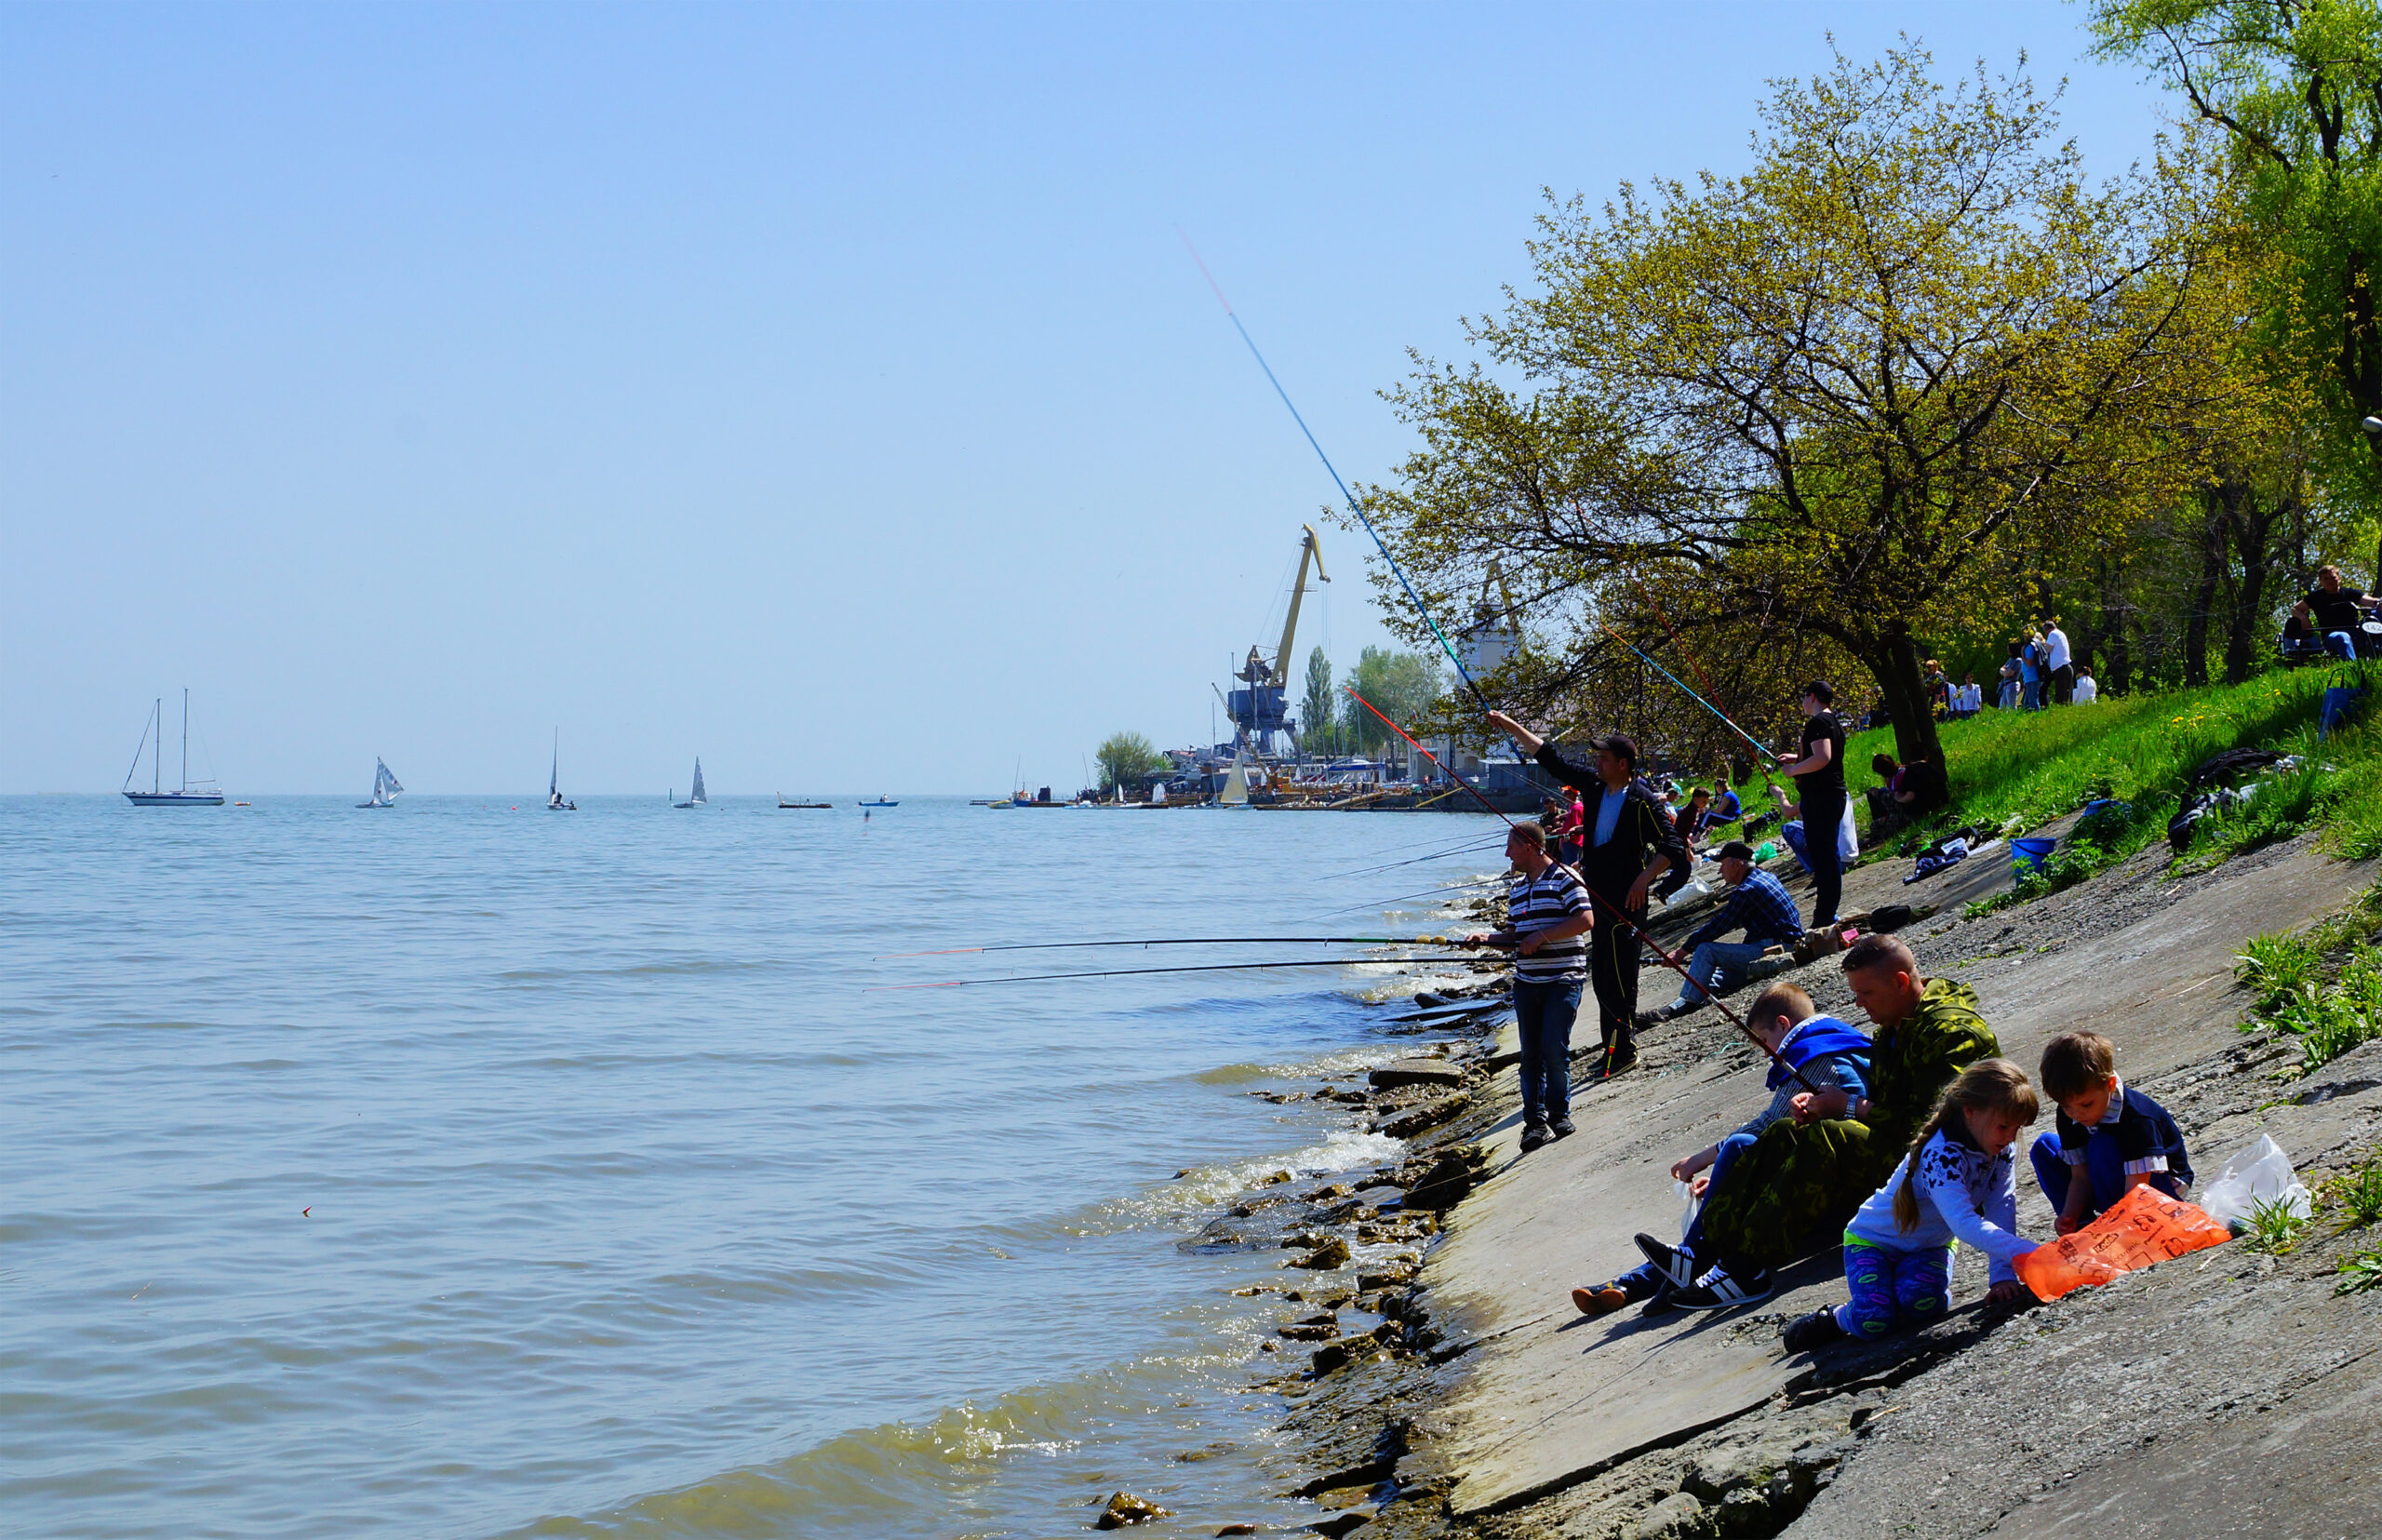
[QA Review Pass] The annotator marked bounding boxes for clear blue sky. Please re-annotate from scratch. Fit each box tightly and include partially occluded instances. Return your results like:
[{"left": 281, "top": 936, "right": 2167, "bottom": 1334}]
[{"left": 2, "top": 2, "right": 2172, "bottom": 796}]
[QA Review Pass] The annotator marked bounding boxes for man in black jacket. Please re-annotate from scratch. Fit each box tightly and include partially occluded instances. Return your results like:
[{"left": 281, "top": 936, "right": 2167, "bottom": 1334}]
[{"left": 1488, "top": 710, "right": 1686, "bottom": 1077}]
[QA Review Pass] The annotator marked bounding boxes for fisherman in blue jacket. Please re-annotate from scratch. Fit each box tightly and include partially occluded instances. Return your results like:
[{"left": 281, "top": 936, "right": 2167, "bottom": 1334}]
[{"left": 1570, "top": 981, "right": 1871, "bottom": 1316}]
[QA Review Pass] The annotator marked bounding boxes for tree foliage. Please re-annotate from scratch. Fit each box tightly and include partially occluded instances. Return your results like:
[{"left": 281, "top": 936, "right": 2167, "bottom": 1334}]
[
  {"left": 1300, "top": 646, "right": 1338, "bottom": 754},
  {"left": 1094, "top": 730, "right": 1163, "bottom": 791},
  {"left": 1339, "top": 647, "right": 1444, "bottom": 752},
  {"left": 2089, "top": 0, "right": 2382, "bottom": 497},
  {"left": 1359, "top": 44, "right": 2241, "bottom": 778}
]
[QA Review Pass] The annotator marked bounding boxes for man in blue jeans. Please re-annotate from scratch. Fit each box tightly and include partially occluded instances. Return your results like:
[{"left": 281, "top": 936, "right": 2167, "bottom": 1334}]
[
  {"left": 1464, "top": 820, "right": 1593, "bottom": 1153},
  {"left": 1638, "top": 840, "right": 1804, "bottom": 1024},
  {"left": 2293, "top": 564, "right": 2381, "bottom": 662}
]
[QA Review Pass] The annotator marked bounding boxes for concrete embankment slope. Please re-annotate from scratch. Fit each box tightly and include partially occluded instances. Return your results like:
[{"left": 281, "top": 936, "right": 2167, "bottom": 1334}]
[{"left": 1413, "top": 833, "right": 2380, "bottom": 1535}]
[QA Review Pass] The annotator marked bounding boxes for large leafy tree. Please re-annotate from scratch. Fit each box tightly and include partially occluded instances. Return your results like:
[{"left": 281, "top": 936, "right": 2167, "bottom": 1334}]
[
  {"left": 1361, "top": 46, "right": 2234, "bottom": 788},
  {"left": 1339, "top": 647, "right": 1445, "bottom": 753},
  {"left": 1094, "top": 730, "right": 1163, "bottom": 792},
  {"left": 2089, "top": 0, "right": 2382, "bottom": 498}
]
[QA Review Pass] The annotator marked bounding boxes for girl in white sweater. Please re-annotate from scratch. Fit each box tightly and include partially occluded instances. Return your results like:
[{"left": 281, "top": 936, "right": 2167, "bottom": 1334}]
[{"left": 1783, "top": 1060, "right": 2041, "bottom": 1352}]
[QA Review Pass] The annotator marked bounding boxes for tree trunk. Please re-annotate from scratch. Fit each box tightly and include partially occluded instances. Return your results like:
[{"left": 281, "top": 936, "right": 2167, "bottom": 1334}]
[
  {"left": 2221, "top": 474, "right": 2286, "bottom": 685},
  {"left": 2095, "top": 555, "right": 2132, "bottom": 697},
  {"left": 2183, "top": 487, "right": 2225, "bottom": 687},
  {"left": 1867, "top": 631, "right": 1947, "bottom": 808}
]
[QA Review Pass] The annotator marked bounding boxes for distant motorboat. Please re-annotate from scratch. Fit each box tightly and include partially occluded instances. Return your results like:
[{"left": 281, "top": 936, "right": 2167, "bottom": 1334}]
[
  {"left": 673, "top": 759, "right": 707, "bottom": 809},
  {"left": 778, "top": 796, "right": 832, "bottom": 809},
  {"left": 122, "top": 690, "right": 225, "bottom": 807},
  {"left": 546, "top": 730, "right": 576, "bottom": 810},
  {"left": 860, "top": 797, "right": 899, "bottom": 808},
  {"left": 356, "top": 757, "right": 404, "bottom": 809}
]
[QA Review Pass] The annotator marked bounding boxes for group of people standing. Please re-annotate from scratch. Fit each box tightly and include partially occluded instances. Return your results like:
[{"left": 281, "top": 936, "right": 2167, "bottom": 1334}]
[
  {"left": 1466, "top": 683, "right": 1854, "bottom": 1152},
  {"left": 1996, "top": 623, "right": 2094, "bottom": 711}
]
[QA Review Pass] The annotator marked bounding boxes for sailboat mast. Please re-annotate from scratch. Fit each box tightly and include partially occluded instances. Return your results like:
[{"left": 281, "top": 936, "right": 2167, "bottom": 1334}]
[
  {"left": 181, "top": 689, "right": 189, "bottom": 795},
  {"left": 154, "top": 698, "right": 162, "bottom": 794}
]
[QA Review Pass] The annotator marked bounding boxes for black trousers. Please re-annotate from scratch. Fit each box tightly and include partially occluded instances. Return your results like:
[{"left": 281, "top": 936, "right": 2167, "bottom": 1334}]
[
  {"left": 1586, "top": 891, "right": 1641, "bottom": 1051},
  {"left": 1800, "top": 785, "right": 1847, "bottom": 929}
]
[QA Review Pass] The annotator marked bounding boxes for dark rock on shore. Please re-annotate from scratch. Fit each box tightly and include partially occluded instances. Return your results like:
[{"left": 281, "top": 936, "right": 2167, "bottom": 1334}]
[
  {"left": 1369, "top": 1060, "right": 1467, "bottom": 1091},
  {"left": 1292, "top": 1237, "right": 1352, "bottom": 1270},
  {"left": 1093, "top": 1490, "right": 1169, "bottom": 1528}
]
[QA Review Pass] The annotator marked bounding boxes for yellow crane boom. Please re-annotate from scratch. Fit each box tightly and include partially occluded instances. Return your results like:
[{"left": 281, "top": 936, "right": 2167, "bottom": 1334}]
[{"left": 1268, "top": 525, "right": 1330, "bottom": 688}]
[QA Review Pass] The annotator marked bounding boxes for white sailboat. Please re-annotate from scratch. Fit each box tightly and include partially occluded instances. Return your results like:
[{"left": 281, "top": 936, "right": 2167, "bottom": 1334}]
[
  {"left": 122, "top": 690, "right": 225, "bottom": 807},
  {"left": 356, "top": 757, "right": 404, "bottom": 809},
  {"left": 547, "top": 730, "right": 575, "bottom": 810},
  {"left": 673, "top": 759, "right": 706, "bottom": 809},
  {"left": 1217, "top": 746, "right": 1251, "bottom": 808}
]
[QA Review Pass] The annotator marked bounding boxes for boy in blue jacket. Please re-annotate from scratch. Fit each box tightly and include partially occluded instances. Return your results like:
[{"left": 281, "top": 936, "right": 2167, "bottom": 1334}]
[
  {"left": 1569, "top": 982, "right": 1869, "bottom": 1316},
  {"left": 2029, "top": 1031, "right": 2192, "bottom": 1232}
]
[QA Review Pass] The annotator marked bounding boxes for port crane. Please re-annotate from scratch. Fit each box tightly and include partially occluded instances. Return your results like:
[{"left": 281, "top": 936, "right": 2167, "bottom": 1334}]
[{"left": 1227, "top": 525, "right": 1331, "bottom": 750}]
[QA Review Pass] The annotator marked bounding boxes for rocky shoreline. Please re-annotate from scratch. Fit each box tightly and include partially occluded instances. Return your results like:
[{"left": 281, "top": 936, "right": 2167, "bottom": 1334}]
[{"left": 1199, "top": 831, "right": 2382, "bottom": 1540}]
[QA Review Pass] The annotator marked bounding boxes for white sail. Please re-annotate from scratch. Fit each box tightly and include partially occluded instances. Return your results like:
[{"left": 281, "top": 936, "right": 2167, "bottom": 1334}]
[
  {"left": 381, "top": 759, "right": 404, "bottom": 797},
  {"left": 1219, "top": 748, "right": 1251, "bottom": 807},
  {"left": 689, "top": 759, "right": 705, "bottom": 806}
]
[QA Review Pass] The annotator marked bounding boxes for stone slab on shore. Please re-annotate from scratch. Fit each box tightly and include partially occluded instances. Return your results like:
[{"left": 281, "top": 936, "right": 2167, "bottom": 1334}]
[{"left": 1425, "top": 834, "right": 2372, "bottom": 1521}]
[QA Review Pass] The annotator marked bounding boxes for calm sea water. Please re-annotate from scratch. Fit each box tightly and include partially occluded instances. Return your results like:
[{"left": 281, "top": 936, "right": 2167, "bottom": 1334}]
[{"left": 0, "top": 796, "right": 1504, "bottom": 1540}]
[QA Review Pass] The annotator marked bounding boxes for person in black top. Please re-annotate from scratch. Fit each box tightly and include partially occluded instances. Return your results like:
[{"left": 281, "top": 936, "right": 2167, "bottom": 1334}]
[
  {"left": 2291, "top": 564, "right": 2380, "bottom": 662},
  {"left": 1778, "top": 681, "right": 1848, "bottom": 929},
  {"left": 1487, "top": 710, "right": 1686, "bottom": 1077}
]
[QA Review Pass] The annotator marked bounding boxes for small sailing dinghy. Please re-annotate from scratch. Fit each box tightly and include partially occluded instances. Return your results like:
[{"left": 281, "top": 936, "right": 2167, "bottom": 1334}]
[
  {"left": 546, "top": 730, "right": 576, "bottom": 810},
  {"left": 860, "top": 797, "right": 899, "bottom": 808},
  {"left": 673, "top": 759, "right": 707, "bottom": 808},
  {"left": 122, "top": 690, "right": 225, "bottom": 807},
  {"left": 357, "top": 757, "right": 404, "bottom": 809}
]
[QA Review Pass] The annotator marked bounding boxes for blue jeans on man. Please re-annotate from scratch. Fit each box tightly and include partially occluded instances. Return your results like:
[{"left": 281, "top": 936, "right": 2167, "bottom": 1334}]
[
  {"left": 2324, "top": 629, "right": 2360, "bottom": 663},
  {"left": 1666, "top": 940, "right": 1772, "bottom": 1012},
  {"left": 1514, "top": 977, "right": 1584, "bottom": 1129}
]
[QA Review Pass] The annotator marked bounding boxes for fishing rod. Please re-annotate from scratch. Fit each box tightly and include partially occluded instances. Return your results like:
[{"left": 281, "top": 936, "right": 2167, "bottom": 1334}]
[
  {"left": 1341, "top": 685, "right": 1820, "bottom": 1093},
  {"left": 866, "top": 956, "right": 1468, "bottom": 991},
  {"left": 1318, "top": 835, "right": 1509, "bottom": 882},
  {"left": 1180, "top": 231, "right": 1488, "bottom": 711},
  {"left": 877, "top": 935, "right": 1467, "bottom": 959},
  {"left": 1599, "top": 622, "right": 1779, "bottom": 765},
  {"left": 1310, "top": 877, "right": 1505, "bottom": 920}
]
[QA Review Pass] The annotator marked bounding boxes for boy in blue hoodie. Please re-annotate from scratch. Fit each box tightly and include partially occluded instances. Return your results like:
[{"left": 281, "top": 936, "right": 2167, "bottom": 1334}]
[
  {"left": 1570, "top": 982, "right": 1870, "bottom": 1316},
  {"left": 2028, "top": 1031, "right": 2192, "bottom": 1231}
]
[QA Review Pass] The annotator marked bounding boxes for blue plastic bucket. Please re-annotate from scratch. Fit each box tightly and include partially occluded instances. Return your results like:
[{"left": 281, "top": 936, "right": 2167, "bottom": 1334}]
[{"left": 2011, "top": 837, "right": 2057, "bottom": 875}]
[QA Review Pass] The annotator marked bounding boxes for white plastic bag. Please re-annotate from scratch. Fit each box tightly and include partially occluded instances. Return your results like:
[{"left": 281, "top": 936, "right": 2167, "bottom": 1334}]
[
  {"left": 1675, "top": 1178, "right": 1701, "bottom": 1237},
  {"left": 2198, "top": 1133, "right": 2311, "bottom": 1230}
]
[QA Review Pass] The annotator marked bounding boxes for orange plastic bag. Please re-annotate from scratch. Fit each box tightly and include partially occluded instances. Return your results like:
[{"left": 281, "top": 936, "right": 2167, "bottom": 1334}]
[{"left": 2014, "top": 1183, "right": 2232, "bottom": 1302}]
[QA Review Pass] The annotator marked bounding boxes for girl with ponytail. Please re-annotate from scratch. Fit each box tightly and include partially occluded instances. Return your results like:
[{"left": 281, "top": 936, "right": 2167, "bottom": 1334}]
[{"left": 1782, "top": 1060, "right": 2042, "bottom": 1353}]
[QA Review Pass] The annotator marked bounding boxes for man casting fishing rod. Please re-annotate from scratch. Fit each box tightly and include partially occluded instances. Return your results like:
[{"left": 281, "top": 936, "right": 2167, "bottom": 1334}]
[
  {"left": 1459, "top": 819, "right": 1593, "bottom": 1152},
  {"left": 1485, "top": 710, "right": 1685, "bottom": 1079}
]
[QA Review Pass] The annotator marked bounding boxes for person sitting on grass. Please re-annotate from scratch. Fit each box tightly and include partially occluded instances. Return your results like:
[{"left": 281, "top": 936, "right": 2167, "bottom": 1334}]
[
  {"left": 1640, "top": 933, "right": 2000, "bottom": 1310},
  {"left": 1780, "top": 1059, "right": 2041, "bottom": 1352},
  {"left": 2029, "top": 1031, "right": 2192, "bottom": 1233},
  {"left": 1569, "top": 983, "right": 1870, "bottom": 1318},
  {"left": 2070, "top": 668, "right": 2098, "bottom": 704},
  {"left": 1710, "top": 773, "right": 1743, "bottom": 825},
  {"left": 1638, "top": 840, "right": 1803, "bottom": 1025},
  {"left": 2292, "top": 563, "right": 2381, "bottom": 663}
]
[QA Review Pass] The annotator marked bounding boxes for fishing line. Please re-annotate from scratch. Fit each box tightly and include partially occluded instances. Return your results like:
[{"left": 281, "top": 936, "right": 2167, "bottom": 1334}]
[
  {"left": 1341, "top": 685, "right": 1819, "bottom": 1091},
  {"left": 1179, "top": 229, "right": 1488, "bottom": 710},
  {"left": 1317, "top": 835, "right": 1508, "bottom": 882},
  {"left": 866, "top": 956, "right": 1467, "bottom": 991},
  {"left": 877, "top": 935, "right": 1467, "bottom": 959},
  {"left": 1307, "top": 877, "right": 1505, "bottom": 920},
  {"left": 1599, "top": 622, "right": 1779, "bottom": 764}
]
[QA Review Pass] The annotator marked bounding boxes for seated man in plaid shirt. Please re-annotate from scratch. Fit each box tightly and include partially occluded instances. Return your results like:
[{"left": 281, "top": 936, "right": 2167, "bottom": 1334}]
[{"left": 1639, "top": 841, "right": 1805, "bottom": 1024}]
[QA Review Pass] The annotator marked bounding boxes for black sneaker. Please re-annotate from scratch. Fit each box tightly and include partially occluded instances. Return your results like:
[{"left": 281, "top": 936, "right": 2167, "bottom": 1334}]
[
  {"left": 1519, "top": 1122, "right": 1549, "bottom": 1153},
  {"left": 1666, "top": 1263, "right": 1773, "bottom": 1311},
  {"left": 1631, "top": 1004, "right": 1677, "bottom": 1029},
  {"left": 1549, "top": 1118, "right": 1577, "bottom": 1139},
  {"left": 1633, "top": 1233, "right": 1698, "bottom": 1290},
  {"left": 1596, "top": 1047, "right": 1640, "bottom": 1078},
  {"left": 1782, "top": 1306, "right": 1846, "bottom": 1354}
]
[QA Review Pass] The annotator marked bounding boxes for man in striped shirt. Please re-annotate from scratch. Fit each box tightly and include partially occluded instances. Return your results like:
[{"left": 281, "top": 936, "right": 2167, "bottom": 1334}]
[{"left": 1464, "top": 821, "right": 1593, "bottom": 1152}]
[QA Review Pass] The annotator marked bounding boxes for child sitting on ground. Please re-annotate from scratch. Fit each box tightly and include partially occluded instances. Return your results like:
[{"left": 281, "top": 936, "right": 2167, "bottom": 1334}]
[
  {"left": 1781, "top": 1059, "right": 2040, "bottom": 1352},
  {"left": 1568, "top": 982, "right": 1870, "bottom": 1317},
  {"left": 2030, "top": 1031, "right": 2193, "bottom": 1233}
]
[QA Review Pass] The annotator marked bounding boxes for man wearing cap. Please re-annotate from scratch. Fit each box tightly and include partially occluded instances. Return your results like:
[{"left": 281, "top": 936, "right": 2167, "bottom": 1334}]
[
  {"left": 1486, "top": 710, "right": 1685, "bottom": 1077},
  {"left": 1639, "top": 841, "right": 1805, "bottom": 1024}
]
